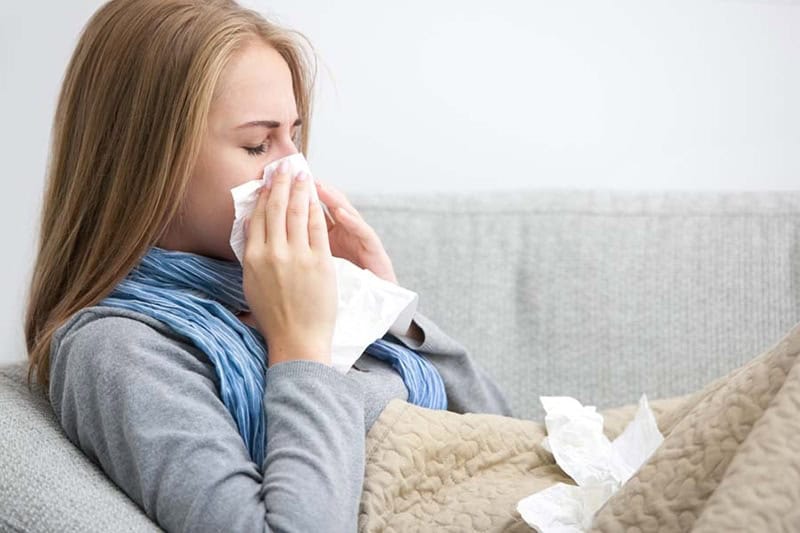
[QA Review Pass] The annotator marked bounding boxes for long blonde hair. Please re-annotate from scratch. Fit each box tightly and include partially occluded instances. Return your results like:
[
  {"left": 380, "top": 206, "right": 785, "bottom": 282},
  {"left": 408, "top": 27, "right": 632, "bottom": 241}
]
[{"left": 24, "top": 0, "right": 318, "bottom": 400}]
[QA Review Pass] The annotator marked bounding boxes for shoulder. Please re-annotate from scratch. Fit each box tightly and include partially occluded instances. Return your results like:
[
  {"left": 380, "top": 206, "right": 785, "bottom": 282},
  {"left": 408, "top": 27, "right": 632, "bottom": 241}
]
[
  {"left": 48, "top": 306, "right": 217, "bottom": 411},
  {"left": 51, "top": 305, "right": 186, "bottom": 357}
]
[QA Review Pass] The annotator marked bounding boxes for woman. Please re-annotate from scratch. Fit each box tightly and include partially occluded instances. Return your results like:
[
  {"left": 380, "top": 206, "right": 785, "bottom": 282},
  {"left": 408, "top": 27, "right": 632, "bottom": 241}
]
[{"left": 23, "top": 0, "right": 513, "bottom": 531}]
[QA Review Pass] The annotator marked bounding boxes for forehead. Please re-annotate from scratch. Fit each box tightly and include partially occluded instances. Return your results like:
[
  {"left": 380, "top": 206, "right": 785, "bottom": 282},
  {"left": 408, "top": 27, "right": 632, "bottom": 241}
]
[{"left": 211, "top": 40, "right": 297, "bottom": 122}]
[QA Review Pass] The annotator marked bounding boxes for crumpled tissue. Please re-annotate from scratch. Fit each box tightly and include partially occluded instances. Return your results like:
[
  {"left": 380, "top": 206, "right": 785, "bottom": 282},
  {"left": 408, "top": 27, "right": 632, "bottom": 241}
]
[
  {"left": 517, "top": 394, "right": 664, "bottom": 532},
  {"left": 229, "top": 153, "right": 419, "bottom": 374}
]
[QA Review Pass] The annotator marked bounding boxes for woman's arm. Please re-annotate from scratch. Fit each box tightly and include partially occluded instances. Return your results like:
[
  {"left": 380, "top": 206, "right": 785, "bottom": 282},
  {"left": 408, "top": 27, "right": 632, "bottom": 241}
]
[
  {"left": 49, "top": 314, "right": 365, "bottom": 533},
  {"left": 388, "top": 311, "right": 515, "bottom": 418}
]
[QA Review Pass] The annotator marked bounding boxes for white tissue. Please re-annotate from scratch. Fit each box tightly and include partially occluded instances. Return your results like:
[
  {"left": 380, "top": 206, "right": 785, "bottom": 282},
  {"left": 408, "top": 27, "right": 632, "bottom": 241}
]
[
  {"left": 229, "top": 153, "right": 336, "bottom": 261},
  {"left": 517, "top": 394, "right": 664, "bottom": 532},
  {"left": 229, "top": 153, "right": 420, "bottom": 374}
]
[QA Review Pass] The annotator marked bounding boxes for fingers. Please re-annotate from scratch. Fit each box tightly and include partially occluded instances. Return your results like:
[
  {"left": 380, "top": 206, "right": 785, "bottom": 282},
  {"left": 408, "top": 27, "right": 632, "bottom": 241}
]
[
  {"left": 247, "top": 160, "right": 332, "bottom": 257},
  {"left": 315, "top": 181, "right": 363, "bottom": 221},
  {"left": 265, "top": 161, "right": 294, "bottom": 247},
  {"left": 321, "top": 203, "right": 337, "bottom": 232},
  {"left": 286, "top": 171, "right": 310, "bottom": 249},
  {"left": 330, "top": 204, "right": 369, "bottom": 238},
  {"left": 308, "top": 184, "right": 332, "bottom": 255}
]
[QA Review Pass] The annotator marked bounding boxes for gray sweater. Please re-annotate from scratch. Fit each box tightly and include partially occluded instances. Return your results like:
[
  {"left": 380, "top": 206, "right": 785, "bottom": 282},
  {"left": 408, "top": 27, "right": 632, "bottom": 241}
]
[{"left": 48, "top": 305, "right": 514, "bottom": 532}]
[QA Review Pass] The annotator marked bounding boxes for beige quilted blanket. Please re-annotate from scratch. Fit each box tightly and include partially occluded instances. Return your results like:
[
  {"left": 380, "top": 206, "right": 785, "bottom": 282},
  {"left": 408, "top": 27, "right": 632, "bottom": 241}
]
[{"left": 358, "top": 320, "right": 800, "bottom": 532}]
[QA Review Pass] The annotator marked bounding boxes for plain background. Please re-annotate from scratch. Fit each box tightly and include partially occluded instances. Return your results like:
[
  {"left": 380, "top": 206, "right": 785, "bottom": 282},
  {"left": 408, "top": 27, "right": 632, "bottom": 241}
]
[{"left": 2, "top": 0, "right": 799, "bottom": 365}]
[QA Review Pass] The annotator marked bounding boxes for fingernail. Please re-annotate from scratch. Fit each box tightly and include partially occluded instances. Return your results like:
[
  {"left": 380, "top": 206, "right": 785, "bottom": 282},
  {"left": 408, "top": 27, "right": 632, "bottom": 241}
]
[
  {"left": 278, "top": 160, "right": 290, "bottom": 174},
  {"left": 296, "top": 171, "right": 307, "bottom": 182}
]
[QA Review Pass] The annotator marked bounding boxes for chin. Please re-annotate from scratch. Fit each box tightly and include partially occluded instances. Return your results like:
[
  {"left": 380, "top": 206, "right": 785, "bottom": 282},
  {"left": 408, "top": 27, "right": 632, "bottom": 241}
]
[
  {"left": 199, "top": 245, "right": 237, "bottom": 264},
  {"left": 217, "top": 248, "right": 240, "bottom": 264}
]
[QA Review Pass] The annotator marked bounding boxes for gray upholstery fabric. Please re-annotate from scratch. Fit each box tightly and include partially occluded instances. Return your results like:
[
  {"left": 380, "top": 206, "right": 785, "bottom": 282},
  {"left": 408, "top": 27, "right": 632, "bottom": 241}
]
[
  {"left": 3, "top": 188, "right": 800, "bottom": 531},
  {"left": 350, "top": 189, "right": 800, "bottom": 420},
  {"left": 0, "top": 364, "right": 161, "bottom": 532}
]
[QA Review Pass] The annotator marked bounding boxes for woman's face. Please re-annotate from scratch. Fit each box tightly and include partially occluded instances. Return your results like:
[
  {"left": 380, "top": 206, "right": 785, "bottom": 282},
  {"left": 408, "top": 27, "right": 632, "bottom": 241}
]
[{"left": 157, "top": 39, "right": 301, "bottom": 262}]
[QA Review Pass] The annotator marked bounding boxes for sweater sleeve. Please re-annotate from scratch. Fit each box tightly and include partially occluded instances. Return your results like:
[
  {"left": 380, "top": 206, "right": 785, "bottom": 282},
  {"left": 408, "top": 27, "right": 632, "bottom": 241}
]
[
  {"left": 48, "top": 315, "right": 366, "bottom": 533},
  {"left": 387, "top": 310, "right": 515, "bottom": 418}
]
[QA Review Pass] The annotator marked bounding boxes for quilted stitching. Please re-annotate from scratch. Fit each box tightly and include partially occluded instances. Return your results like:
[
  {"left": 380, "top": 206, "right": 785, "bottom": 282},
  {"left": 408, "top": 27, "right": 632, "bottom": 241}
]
[
  {"left": 590, "top": 320, "right": 800, "bottom": 532},
  {"left": 358, "top": 396, "right": 685, "bottom": 531},
  {"left": 358, "top": 320, "right": 800, "bottom": 532}
]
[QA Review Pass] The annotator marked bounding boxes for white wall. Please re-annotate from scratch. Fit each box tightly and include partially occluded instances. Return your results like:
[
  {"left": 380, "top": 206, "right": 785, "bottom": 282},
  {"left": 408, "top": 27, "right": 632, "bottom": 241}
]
[{"left": 2, "top": 0, "right": 799, "bottom": 364}]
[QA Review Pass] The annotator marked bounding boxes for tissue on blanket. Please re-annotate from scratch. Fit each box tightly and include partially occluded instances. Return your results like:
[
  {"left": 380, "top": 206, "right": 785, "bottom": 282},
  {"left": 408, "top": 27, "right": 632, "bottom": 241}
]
[
  {"left": 228, "top": 153, "right": 420, "bottom": 374},
  {"left": 517, "top": 394, "right": 663, "bottom": 532}
]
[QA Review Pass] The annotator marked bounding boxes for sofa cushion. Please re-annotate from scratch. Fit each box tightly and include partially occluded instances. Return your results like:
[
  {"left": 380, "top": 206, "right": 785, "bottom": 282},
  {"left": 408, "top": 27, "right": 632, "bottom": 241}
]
[{"left": 0, "top": 362, "right": 160, "bottom": 532}]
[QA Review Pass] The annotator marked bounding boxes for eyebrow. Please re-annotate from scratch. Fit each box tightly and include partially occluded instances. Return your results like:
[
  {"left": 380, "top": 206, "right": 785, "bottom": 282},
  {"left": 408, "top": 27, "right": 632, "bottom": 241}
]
[{"left": 236, "top": 117, "right": 302, "bottom": 129}]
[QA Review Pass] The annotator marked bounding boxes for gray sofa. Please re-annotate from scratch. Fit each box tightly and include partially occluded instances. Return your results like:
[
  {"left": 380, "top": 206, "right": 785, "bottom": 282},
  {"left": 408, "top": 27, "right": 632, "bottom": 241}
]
[{"left": 3, "top": 188, "right": 800, "bottom": 532}]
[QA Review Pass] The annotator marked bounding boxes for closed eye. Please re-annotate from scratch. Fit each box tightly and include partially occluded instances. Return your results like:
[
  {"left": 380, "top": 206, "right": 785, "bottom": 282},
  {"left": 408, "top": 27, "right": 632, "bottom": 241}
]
[
  {"left": 244, "top": 143, "right": 267, "bottom": 156},
  {"left": 243, "top": 128, "right": 300, "bottom": 157}
]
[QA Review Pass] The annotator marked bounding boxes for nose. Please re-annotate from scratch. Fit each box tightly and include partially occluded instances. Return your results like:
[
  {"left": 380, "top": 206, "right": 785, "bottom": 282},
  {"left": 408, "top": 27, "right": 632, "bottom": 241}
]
[
  {"left": 274, "top": 133, "right": 299, "bottom": 161},
  {"left": 259, "top": 134, "right": 300, "bottom": 179},
  {"left": 274, "top": 147, "right": 298, "bottom": 161}
]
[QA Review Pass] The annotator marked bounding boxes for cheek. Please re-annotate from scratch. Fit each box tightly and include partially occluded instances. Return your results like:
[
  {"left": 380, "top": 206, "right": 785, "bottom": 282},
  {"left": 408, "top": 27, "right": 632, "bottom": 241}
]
[
  {"left": 189, "top": 144, "right": 265, "bottom": 225},
  {"left": 185, "top": 166, "right": 241, "bottom": 224},
  {"left": 182, "top": 185, "right": 232, "bottom": 235},
  {"left": 228, "top": 157, "right": 266, "bottom": 188},
  {"left": 195, "top": 141, "right": 262, "bottom": 188}
]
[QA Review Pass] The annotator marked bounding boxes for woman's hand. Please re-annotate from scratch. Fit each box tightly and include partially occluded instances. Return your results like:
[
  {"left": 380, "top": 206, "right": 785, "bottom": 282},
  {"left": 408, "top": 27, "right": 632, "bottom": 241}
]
[
  {"left": 242, "top": 162, "right": 337, "bottom": 367},
  {"left": 315, "top": 180, "right": 399, "bottom": 285}
]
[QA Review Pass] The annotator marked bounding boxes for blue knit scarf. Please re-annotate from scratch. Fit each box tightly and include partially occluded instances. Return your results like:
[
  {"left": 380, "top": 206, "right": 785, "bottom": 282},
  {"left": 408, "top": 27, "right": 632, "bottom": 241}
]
[{"left": 95, "top": 246, "right": 447, "bottom": 465}]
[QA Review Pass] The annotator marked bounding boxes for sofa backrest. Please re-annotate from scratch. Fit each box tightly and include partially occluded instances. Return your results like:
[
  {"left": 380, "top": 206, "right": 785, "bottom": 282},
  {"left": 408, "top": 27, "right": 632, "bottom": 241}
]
[{"left": 350, "top": 189, "right": 800, "bottom": 420}]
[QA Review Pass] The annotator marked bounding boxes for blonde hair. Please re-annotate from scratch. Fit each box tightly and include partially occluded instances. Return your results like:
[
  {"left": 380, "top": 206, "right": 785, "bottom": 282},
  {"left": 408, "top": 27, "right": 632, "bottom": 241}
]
[{"left": 24, "top": 0, "right": 318, "bottom": 400}]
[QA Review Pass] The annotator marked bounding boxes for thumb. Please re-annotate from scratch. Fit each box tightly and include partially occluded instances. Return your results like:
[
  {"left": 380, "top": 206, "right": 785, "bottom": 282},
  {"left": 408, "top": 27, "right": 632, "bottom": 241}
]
[
  {"left": 336, "top": 207, "right": 355, "bottom": 223},
  {"left": 335, "top": 207, "right": 365, "bottom": 235}
]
